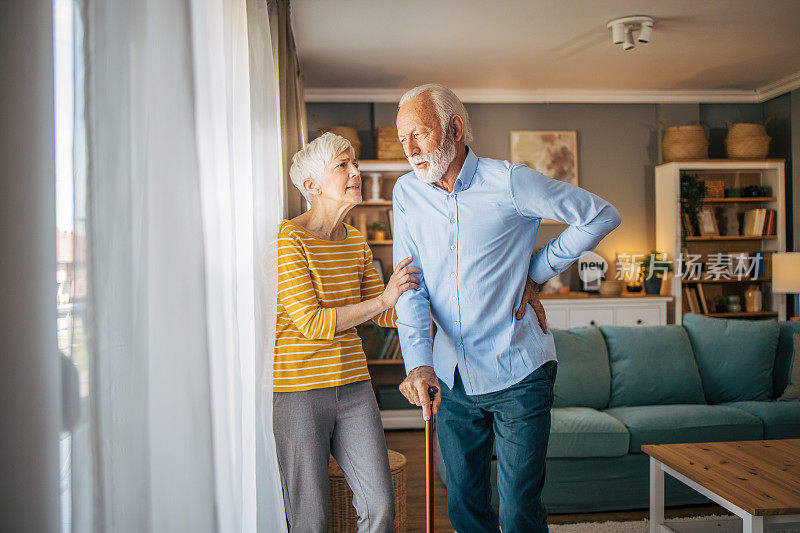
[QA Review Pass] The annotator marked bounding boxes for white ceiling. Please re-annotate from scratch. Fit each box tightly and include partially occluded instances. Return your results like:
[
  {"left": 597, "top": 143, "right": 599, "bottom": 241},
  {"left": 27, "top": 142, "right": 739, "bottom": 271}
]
[{"left": 291, "top": 0, "right": 800, "bottom": 103}]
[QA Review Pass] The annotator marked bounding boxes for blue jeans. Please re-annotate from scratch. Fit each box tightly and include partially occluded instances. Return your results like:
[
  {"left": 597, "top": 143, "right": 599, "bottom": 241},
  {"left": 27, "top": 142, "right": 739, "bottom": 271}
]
[{"left": 437, "top": 360, "right": 557, "bottom": 533}]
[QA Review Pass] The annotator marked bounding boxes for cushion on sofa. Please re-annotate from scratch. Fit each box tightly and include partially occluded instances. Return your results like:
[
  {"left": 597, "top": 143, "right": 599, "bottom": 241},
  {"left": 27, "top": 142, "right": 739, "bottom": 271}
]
[
  {"left": 600, "top": 325, "right": 705, "bottom": 408},
  {"left": 721, "top": 401, "right": 800, "bottom": 439},
  {"left": 548, "top": 408, "right": 629, "bottom": 458},
  {"left": 604, "top": 404, "right": 763, "bottom": 454},
  {"left": 552, "top": 327, "right": 611, "bottom": 409},
  {"left": 682, "top": 313, "right": 778, "bottom": 404},
  {"left": 776, "top": 322, "right": 800, "bottom": 397}
]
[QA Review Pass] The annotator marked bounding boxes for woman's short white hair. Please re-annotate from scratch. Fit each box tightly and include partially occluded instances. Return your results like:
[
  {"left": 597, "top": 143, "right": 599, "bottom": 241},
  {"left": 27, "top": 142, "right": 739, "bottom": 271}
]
[
  {"left": 399, "top": 84, "right": 473, "bottom": 144},
  {"left": 289, "top": 132, "right": 354, "bottom": 203}
]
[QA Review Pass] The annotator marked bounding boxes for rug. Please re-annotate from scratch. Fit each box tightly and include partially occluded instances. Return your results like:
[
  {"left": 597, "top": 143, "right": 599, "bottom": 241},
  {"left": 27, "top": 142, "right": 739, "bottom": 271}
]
[{"left": 549, "top": 514, "right": 800, "bottom": 532}]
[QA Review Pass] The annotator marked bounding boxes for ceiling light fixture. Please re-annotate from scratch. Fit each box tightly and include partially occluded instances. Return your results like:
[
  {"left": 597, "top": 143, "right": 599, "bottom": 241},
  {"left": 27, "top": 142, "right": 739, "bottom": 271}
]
[{"left": 606, "top": 15, "right": 654, "bottom": 51}]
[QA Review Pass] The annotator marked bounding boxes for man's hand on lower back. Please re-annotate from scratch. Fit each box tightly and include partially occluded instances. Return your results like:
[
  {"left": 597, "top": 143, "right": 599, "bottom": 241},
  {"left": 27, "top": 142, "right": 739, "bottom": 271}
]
[
  {"left": 516, "top": 276, "right": 548, "bottom": 334},
  {"left": 399, "top": 365, "right": 441, "bottom": 421}
]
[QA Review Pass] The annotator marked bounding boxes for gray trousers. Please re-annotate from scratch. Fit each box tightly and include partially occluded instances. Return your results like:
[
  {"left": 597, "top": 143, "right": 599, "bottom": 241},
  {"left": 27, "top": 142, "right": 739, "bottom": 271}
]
[{"left": 273, "top": 379, "right": 395, "bottom": 532}]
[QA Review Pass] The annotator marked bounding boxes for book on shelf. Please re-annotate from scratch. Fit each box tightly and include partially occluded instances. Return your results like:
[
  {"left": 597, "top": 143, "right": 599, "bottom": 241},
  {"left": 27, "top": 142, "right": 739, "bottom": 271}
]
[
  {"left": 763, "top": 209, "right": 775, "bottom": 236},
  {"left": 376, "top": 329, "right": 397, "bottom": 359},
  {"left": 390, "top": 339, "right": 402, "bottom": 360},
  {"left": 764, "top": 251, "right": 773, "bottom": 277},
  {"left": 695, "top": 283, "right": 709, "bottom": 314},
  {"left": 742, "top": 208, "right": 776, "bottom": 236},
  {"left": 683, "top": 287, "right": 699, "bottom": 314},
  {"left": 750, "top": 251, "right": 765, "bottom": 278}
]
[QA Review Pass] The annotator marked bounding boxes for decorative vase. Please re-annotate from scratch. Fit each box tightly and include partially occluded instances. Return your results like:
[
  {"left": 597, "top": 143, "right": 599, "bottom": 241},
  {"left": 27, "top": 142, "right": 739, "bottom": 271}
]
[
  {"left": 726, "top": 294, "right": 742, "bottom": 313},
  {"left": 745, "top": 284, "right": 762, "bottom": 312},
  {"left": 366, "top": 173, "right": 383, "bottom": 202},
  {"left": 372, "top": 230, "right": 386, "bottom": 241},
  {"left": 643, "top": 277, "right": 662, "bottom": 295}
]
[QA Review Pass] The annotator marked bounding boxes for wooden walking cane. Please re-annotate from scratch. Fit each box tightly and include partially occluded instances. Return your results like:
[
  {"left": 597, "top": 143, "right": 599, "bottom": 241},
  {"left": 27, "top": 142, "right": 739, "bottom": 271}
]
[{"left": 426, "top": 385, "right": 439, "bottom": 533}]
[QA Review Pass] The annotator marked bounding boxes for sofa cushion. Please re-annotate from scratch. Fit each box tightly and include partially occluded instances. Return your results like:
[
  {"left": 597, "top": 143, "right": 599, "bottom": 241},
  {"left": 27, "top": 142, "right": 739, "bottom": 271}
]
[
  {"left": 604, "top": 404, "right": 763, "bottom": 454},
  {"left": 600, "top": 325, "right": 705, "bottom": 408},
  {"left": 548, "top": 408, "right": 629, "bottom": 458},
  {"left": 721, "top": 401, "right": 800, "bottom": 439},
  {"left": 552, "top": 327, "right": 610, "bottom": 409},
  {"left": 682, "top": 313, "right": 778, "bottom": 404},
  {"left": 776, "top": 322, "right": 800, "bottom": 397}
]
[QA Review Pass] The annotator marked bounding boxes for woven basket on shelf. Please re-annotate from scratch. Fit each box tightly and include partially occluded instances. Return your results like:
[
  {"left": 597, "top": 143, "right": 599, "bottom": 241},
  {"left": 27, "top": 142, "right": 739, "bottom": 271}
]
[
  {"left": 661, "top": 125, "right": 708, "bottom": 162},
  {"left": 328, "top": 449, "right": 407, "bottom": 532},
  {"left": 374, "top": 126, "right": 406, "bottom": 160},
  {"left": 318, "top": 126, "right": 362, "bottom": 159},
  {"left": 725, "top": 135, "right": 770, "bottom": 159},
  {"left": 726, "top": 122, "right": 767, "bottom": 138}
]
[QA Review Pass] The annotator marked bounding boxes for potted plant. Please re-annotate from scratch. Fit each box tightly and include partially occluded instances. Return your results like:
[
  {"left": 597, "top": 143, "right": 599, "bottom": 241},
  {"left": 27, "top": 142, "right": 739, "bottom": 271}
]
[
  {"left": 640, "top": 251, "right": 673, "bottom": 295},
  {"left": 680, "top": 174, "right": 707, "bottom": 238},
  {"left": 371, "top": 221, "right": 387, "bottom": 241}
]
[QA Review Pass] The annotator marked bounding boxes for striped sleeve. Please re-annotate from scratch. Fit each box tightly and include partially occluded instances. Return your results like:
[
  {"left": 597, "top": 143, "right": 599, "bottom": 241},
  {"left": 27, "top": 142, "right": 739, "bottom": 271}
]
[
  {"left": 361, "top": 243, "right": 397, "bottom": 327},
  {"left": 277, "top": 233, "right": 337, "bottom": 340}
]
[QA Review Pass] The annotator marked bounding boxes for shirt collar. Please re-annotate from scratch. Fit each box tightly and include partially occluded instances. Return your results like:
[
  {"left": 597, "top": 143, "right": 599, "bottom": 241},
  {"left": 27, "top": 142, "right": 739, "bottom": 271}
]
[{"left": 453, "top": 147, "right": 478, "bottom": 192}]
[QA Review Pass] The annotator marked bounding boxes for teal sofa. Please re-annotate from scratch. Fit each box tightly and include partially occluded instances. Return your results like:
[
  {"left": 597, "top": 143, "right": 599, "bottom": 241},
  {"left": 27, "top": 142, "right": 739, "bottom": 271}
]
[{"left": 435, "top": 314, "right": 800, "bottom": 513}]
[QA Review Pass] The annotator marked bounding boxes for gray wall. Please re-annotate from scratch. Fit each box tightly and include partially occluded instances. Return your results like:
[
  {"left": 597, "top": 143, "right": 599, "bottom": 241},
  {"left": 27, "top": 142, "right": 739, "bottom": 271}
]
[
  {"left": 0, "top": 1, "right": 61, "bottom": 530},
  {"left": 308, "top": 99, "right": 796, "bottom": 289}
]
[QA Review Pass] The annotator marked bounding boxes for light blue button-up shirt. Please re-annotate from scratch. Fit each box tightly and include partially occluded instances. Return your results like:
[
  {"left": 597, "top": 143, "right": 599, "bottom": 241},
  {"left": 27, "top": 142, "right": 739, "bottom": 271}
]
[{"left": 392, "top": 148, "right": 621, "bottom": 395}]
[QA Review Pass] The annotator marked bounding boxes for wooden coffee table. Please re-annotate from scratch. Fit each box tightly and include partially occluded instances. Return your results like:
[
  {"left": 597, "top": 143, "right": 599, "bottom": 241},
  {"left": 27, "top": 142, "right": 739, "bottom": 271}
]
[{"left": 643, "top": 440, "right": 800, "bottom": 533}]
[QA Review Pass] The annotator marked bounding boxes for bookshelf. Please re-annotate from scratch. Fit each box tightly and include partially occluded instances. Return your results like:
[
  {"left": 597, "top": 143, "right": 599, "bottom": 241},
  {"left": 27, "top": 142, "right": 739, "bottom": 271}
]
[
  {"left": 655, "top": 160, "right": 786, "bottom": 324},
  {"left": 352, "top": 160, "right": 420, "bottom": 428}
]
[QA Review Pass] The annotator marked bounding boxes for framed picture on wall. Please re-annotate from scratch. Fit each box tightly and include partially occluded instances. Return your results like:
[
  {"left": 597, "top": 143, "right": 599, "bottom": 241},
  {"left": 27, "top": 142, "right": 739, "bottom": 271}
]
[{"left": 510, "top": 130, "right": 578, "bottom": 225}]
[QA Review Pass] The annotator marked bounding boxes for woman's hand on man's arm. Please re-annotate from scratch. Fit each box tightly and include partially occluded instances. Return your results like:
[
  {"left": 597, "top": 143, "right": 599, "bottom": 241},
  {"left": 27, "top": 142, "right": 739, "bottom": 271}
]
[{"left": 335, "top": 257, "right": 420, "bottom": 332}]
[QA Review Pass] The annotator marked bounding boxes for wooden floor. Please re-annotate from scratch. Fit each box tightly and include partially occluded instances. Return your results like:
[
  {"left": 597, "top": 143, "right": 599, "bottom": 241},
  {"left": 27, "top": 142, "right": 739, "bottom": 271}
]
[{"left": 384, "top": 430, "right": 729, "bottom": 532}]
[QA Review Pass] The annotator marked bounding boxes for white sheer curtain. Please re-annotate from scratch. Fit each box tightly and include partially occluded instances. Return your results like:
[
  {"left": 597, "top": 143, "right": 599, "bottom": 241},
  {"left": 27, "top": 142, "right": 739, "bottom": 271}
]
[{"left": 75, "top": 0, "right": 285, "bottom": 530}]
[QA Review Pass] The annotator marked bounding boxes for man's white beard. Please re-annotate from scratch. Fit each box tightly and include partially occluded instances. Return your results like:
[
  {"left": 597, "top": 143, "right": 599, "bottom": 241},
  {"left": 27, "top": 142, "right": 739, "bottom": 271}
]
[{"left": 408, "top": 133, "right": 456, "bottom": 184}]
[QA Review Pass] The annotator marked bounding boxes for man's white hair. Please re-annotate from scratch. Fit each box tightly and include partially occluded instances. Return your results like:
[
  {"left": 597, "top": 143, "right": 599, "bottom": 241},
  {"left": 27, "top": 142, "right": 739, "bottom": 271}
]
[
  {"left": 399, "top": 84, "right": 473, "bottom": 145},
  {"left": 289, "top": 132, "right": 354, "bottom": 203}
]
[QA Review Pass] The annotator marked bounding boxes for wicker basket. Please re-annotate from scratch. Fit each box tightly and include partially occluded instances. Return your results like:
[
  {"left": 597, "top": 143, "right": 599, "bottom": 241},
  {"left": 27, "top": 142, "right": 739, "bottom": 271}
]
[
  {"left": 374, "top": 126, "right": 406, "bottom": 160},
  {"left": 662, "top": 125, "right": 708, "bottom": 162},
  {"left": 727, "top": 122, "right": 767, "bottom": 138},
  {"left": 328, "top": 449, "right": 407, "bottom": 532},
  {"left": 318, "top": 126, "right": 362, "bottom": 159},
  {"left": 725, "top": 135, "right": 770, "bottom": 159}
]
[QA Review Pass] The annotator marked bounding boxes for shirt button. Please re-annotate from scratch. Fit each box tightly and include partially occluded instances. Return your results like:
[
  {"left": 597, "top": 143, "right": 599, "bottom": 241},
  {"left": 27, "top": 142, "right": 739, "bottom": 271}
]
[
  {"left": 454, "top": 321, "right": 460, "bottom": 327},
  {"left": 450, "top": 272, "right": 455, "bottom": 278},
  {"left": 448, "top": 194, "right": 453, "bottom": 199},
  {"left": 450, "top": 218, "right": 455, "bottom": 224},
  {"left": 451, "top": 296, "right": 457, "bottom": 301},
  {"left": 450, "top": 244, "right": 455, "bottom": 250}
]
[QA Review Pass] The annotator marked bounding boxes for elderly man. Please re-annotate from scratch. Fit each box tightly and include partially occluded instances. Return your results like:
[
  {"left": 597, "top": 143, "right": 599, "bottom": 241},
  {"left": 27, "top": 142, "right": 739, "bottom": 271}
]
[{"left": 392, "top": 84, "right": 621, "bottom": 532}]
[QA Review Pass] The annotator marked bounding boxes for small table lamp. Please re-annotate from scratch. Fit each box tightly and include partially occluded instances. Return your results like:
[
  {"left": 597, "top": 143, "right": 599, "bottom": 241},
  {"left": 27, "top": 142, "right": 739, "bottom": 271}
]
[{"left": 772, "top": 252, "right": 800, "bottom": 321}]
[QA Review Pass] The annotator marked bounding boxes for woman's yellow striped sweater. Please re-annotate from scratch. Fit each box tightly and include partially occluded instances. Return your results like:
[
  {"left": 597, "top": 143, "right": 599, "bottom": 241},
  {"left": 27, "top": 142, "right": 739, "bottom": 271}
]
[{"left": 274, "top": 220, "right": 396, "bottom": 392}]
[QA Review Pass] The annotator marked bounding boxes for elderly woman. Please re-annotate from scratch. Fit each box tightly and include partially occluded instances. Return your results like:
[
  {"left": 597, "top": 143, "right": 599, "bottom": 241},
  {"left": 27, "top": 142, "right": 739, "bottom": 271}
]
[{"left": 274, "top": 132, "right": 420, "bottom": 532}]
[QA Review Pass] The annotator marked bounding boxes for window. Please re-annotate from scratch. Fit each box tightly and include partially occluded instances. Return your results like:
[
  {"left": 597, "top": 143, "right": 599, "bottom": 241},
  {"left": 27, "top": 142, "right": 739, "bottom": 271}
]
[{"left": 54, "top": 1, "right": 86, "bottom": 529}]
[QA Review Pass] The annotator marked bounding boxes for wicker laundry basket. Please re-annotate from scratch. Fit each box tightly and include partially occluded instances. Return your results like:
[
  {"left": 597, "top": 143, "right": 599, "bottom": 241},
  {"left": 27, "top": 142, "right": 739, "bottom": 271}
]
[{"left": 327, "top": 449, "right": 407, "bottom": 532}]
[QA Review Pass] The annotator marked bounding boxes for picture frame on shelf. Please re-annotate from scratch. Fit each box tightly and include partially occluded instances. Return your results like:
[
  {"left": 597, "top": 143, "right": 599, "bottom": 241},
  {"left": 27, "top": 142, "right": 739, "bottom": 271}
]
[
  {"left": 697, "top": 207, "right": 719, "bottom": 236},
  {"left": 386, "top": 208, "right": 393, "bottom": 238}
]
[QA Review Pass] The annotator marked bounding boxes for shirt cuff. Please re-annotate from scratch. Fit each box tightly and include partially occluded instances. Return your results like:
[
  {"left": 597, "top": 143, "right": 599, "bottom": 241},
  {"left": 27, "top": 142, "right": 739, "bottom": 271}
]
[
  {"left": 528, "top": 249, "right": 559, "bottom": 285},
  {"left": 399, "top": 336, "right": 434, "bottom": 375}
]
